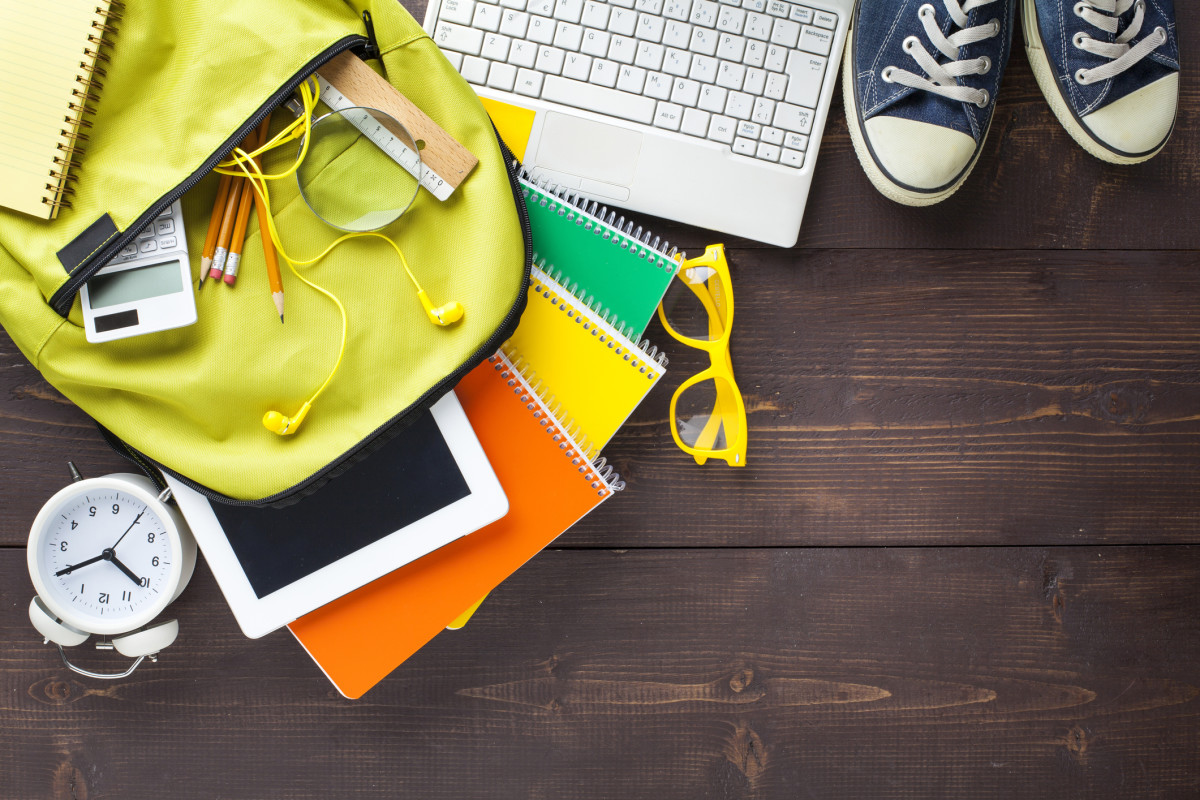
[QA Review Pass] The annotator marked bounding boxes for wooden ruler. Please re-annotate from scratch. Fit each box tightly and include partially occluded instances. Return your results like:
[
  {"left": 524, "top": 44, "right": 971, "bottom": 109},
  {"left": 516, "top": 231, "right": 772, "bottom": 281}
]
[{"left": 315, "top": 52, "right": 478, "bottom": 201}]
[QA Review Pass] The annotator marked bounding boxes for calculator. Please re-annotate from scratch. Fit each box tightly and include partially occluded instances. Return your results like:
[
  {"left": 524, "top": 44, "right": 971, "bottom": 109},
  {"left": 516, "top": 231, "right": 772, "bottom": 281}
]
[{"left": 80, "top": 200, "right": 197, "bottom": 344}]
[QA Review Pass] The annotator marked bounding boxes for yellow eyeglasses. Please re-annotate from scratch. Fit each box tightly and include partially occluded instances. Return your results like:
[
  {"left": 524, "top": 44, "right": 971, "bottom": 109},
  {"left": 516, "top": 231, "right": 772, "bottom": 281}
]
[{"left": 656, "top": 243, "right": 747, "bottom": 466}]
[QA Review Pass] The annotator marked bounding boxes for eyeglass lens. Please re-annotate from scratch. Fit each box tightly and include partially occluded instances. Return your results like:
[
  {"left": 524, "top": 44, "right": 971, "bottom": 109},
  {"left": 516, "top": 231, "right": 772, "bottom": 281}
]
[{"left": 660, "top": 262, "right": 728, "bottom": 342}]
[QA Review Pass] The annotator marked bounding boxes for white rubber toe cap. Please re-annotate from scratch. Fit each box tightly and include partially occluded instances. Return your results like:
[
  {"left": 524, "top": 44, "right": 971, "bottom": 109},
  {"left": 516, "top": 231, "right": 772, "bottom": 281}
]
[
  {"left": 863, "top": 116, "right": 978, "bottom": 191},
  {"left": 1082, "top": 72, "right": 1178, "bottom": 156}
]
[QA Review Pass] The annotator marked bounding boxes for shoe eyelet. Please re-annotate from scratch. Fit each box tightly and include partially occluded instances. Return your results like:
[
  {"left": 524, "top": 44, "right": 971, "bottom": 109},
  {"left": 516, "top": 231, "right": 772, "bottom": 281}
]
[
  {"left": 1155, "top": 25, "right": 1167, "bottom": 41},
  {"left": 903, "top": 35, "right": 920, "bottom": 52},
  {"left": 881, "top": 66, "right": 896, "bottom": 82},
  {"left": 918, "top": 3, "right": 935, "bottom": 19},
  {"left": 988, "top": 18, "right": 1000, "bottom": 36},
  {"left": 978, "top": 55, "right": 992, "bottom": 73},
  {"left": 1072, "top": 31, "right": 1089, "bottom": 48},
  {"left": 1075, "top": 68, "right": 1089, "bottom": 84},
  {"left": 1074, "top": 1, "right": 1088, "bottom": 17},
  {"left": 975, "top": 89, "right": 990, "bottom": 108}
]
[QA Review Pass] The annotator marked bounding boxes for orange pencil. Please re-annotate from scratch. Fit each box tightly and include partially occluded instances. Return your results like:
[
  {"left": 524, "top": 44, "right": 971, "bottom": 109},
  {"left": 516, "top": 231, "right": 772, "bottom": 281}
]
[
  {"left": 248, "top": 119, "right": 285, "bottom": 321},
  {"left": 222, "top": 125, "right": 267, "bottom": 286},
  {"left": 209, "top": 176, "right": 244, "bottom": 281},
  {"left": 199, "top": 173, "right": 233, "bottom": 287}
]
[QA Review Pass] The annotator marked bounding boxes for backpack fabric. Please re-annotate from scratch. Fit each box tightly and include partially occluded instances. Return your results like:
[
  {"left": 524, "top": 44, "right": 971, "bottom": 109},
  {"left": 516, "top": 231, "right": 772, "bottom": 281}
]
[{"left": 0, "top": 0, "right": 531, "bottom": 503}]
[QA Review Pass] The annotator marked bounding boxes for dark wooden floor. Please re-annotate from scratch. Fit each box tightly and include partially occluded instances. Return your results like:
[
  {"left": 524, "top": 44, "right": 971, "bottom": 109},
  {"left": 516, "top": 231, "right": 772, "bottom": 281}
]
[{"left": 3, "top": 3, "right": 1199, "bottom": 798}]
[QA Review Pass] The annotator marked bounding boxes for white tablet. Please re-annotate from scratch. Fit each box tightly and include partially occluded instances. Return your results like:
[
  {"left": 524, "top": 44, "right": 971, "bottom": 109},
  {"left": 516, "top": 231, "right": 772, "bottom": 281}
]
[{"left": 165, "top": 392, "right": 507, "bottom": 638}]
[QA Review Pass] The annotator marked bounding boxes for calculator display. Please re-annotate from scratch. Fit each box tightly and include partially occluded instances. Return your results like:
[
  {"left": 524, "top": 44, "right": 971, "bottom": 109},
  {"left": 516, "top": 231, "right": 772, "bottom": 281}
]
[{"left": 87, "top": 258, "right": 184, "bottom": 309}]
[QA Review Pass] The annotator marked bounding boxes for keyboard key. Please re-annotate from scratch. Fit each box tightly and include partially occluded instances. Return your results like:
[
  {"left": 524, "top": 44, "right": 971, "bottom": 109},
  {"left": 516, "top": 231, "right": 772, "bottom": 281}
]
[
  {"left": 760, "top": 125, "right": 784, "bottom": 145},
  {"left": 554, "top": 21, "right": 584, "bottom": 49},
  {"left": 663, "top": 19, "right": 693, "bottom": 47},
  {"left": 472, "top": 3, "right": 503, "bottom": 31},
  {"left": 773, "top": 101, "right": 812, "bottom": 132},
  {"left": 637, "top": 12, "right": 666, "bottom": 41},
  {"left": 799, "top": 24, "right": 832, "bottom": 55},
  {"left": 582, "top": 0, "right": 610, "bottom": 27},
  {"left": 780, "top": 147, "right": 805, "bottom": 167},
  {"left": 663, "top": 0, "right": 692, "bottom": 20},
  {"left": 724, "top": 90, "right": 753, "bottom": 118},
  {"left": 499, "top": 0, "right": 526, "bottom": 8},
  {"left": 769, "top": 18, "right": 800, "bottom": 47},
  {"left": 482, "top": 32, "right": 512, "bottom": 59},
  {"left": 645, "top": 71, "right": 672, "bottom": 99},
  {"left": 698, "top": 83, "right": 728, "bottom": 111},
  {"left": 444, "top": 50, "right": 464, "bottom": 69},
  {"left": 461, "top": 54, "right": 490, "bottom": 82},
  {"left": 681, "top": 107, "right": 711, "bottom": 136},
  {"left": 509, "top": 39, "right": 538, "bottom": 66},
  {"left": 716, "top": 60, "right": 745, "bottom": 89},
  {"left": 581, "top": 28, "right": 611, "bottom": 56},
  {"left": 783, "top": 50, "right": 825, "bottom": 107},
  {"left": 671, "top": 76, "right": 701, "bottom": 106},
  {"left": 689, "top": 27, "right": 718, "bottom": 56},
  {"left": 717, "top": 32, "right": 745, "bottom": 60},
  {"left": 636, "top": 41, "right": 666, "bottom": 69},
  {"left": 608, "top": 34, "right": 637, "bottom": 63},
  {"left": 440, "top": 0, "right": 476, "bottom": 25},
  {"left": 515, "top": 67, "right": 545, "bottom": 95},
  {"left": 636, "top": 0, "right": 665, "bottom": 11},
  {"left": 744, "top": 66, "right": 766, "bottom": 95},
  {"left": 608, "top": 7, "right": 637, "bottom": 34},
  {"left": 742, "top": 0, "right": 765, "bottom": 11},
  {"left": 766, "top": 0, "right": 789, "bottom": 15},
  {"left": 536, "top": 44, "right": 566, "bottom": 72},
  {"left": 743, "top": 38, "right": 765, "bottom": 66},
  {"left": 553, "top": 0, "right": 584, "bottom": 22},
  {"left": 732, "top": 136, "right": 756, "bottom": 155},
  {"left": 654, "top": 101, "right": 685, "bottom": 130},
  {"left": 617, "top": 64, "right": 648, "bottom": 92},
  {"left": 543, "top": 74, "right": 657, "bottom": 121},
  {"left": 563, "top": 51, "right": 593, "bottom": 79},
  {"left": 689, "top": 53, "right": 719, "bottom": 82},
  {"left": 434, "top": 22, "right": 484, "bottom": 54},
  {"left": 530, "top": 0, "right": 555, "bottom": 13},
  {"left": 690, "top": 0, "right": 719, "bottom": 26},
  {"left": 764, "top": 70, "right": 787, "bottom": 100},
  {"left": 500, "top": 9, "right": 530, "bottom": 35},
  {"left": 717, "top": 6, "right": 745, "bottom": 33},
  {"left": 751, "top": 95, "right": 774, "bottom": 124},
  {"left": 737, "top": 119, "right": 761, "bottom": 138},
  {"left": 610, "top": 0, "right": 635, "bottom": 8},
  {"left": 756, "top": 141, "right": 781, "bottom": 161},
  {"left": 528, "top": 15, "right": 555, "bottom": 42},
  {"left": 745, "top": 11, "right": 771, "bottom": 39},
  {"left": 488, "top": 61, "right": 519, "bottom": 89},
  {"left": 814, "top": 10, "right": 836, "bottom": 28},
  {"left": 784, "top": 131, "right": 808, "bottom": 149},
  {"left": 707, "top": 114, "right": 737, "bottom": 142},
  {"left": 589, "top": 57, "right": 620, "bottom": 86},
  {"left": 789, "top": 3, "right": 812, "bottom": 22},
  {"left": 765, "top": 42, "right": 788, "bottom": 71},
  {"left": 663, "top": 47, "right": 692, "bottom": 76}
]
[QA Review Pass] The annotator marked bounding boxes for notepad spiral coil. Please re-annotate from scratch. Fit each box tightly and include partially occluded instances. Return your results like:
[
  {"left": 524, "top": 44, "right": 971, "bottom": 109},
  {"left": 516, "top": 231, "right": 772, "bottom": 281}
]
[
  {"left": 488, "top": 351, "right": 625, "bottom": 493},
  {"left": 517, "top": 167, "right": 683, "bottom": 272},
  {"left": 42, "top": 0, "right": 124, "bottom": 215},
  {"left": 530, "top": 258, "right": 669, "bottom": 373}
]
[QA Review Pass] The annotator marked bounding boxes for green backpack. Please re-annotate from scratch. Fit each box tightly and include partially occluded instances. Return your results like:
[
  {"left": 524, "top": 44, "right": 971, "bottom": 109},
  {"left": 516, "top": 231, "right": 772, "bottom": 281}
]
[{"left": 0, "top": 0, "right": 531, "bottom": 503}]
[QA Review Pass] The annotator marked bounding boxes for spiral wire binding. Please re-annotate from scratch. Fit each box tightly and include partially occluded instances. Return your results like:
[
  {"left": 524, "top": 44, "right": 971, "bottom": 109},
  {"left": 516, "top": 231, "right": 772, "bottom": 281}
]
[
  {"left": 530, "top": 259, "right": 669, "bottom": 372},
  {"left": 516, "top": 165, "right": 685, "bottom": 272},
  {"left": 43, "top": 1, "right": 123, "bottom": 214},
  {"left": 489, "top": 350, "right": 625, "bottom": 494}
]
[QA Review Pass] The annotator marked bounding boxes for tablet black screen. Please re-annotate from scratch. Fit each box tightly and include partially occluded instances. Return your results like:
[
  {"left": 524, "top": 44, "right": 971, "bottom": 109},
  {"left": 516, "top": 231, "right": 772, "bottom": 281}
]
[{"left": 210, "top": 409, "right": 470, "bottom": 598}]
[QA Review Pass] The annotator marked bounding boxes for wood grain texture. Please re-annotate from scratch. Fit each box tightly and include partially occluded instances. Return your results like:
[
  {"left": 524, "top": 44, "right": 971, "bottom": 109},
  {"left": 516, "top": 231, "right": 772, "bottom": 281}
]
[{"left": 2, "top": 547, "right": 1198, "bottom": 800}]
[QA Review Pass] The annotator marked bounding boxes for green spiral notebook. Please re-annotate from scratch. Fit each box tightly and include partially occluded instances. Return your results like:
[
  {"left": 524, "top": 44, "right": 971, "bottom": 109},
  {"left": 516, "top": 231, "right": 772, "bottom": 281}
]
[{"left": 520, "top": 168, "right": 680, "bottom": 338}]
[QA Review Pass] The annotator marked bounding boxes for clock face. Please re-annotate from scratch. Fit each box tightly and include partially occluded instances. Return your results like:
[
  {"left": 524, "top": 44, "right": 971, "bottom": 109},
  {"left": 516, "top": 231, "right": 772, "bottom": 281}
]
[{"left": 32, "top": 487, "right": 176, "bottom": 630}]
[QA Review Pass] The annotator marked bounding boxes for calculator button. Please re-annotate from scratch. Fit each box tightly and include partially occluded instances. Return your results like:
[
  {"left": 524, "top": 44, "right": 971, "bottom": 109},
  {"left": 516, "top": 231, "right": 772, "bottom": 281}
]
[
  {"left": 158, "top": 235, "right": 178, "bottom": 250},
  {"left": 139, "top": 240, "right": 158, "bottom": 253},
  {"left": 156, "top": 219, "right": 176, "bottom": 235},
  {"left": 119, "top": 244, "right": 138, "bottom": 258},
  {"left": 138, "top": 228, "right": 155, "bottom": 240}
]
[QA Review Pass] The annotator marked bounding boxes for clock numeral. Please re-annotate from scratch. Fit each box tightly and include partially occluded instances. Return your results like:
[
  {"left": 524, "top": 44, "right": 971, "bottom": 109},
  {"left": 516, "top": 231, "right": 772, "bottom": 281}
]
[
  {"left": 88, "top": 506, "right": 96, "bottom": 517},
  {"left": 147, "top": 532, "right": 156, "bottom": 543},
  {"left": 112, "top": 503, "right": 120, "bottom": 515},
  {"left": 60, "top": 541, "right": 68, "bottom": 551},
  {"left": 139, "top": 577, "right": 149, "bottom": 588},
  {"left": 98, "top": 592, "right": 110, "bottom": 604},
  {"left": 70, "top": 520, "right": 78, "bottom": 530},
  {"left": 151, "top": 556, "right": 160, "bottom": 567},
  {"left": 121, "top": 590, "right": 132, "bottom": 601},
  {"left": 80, "top": 583, "right": 85, "bottom": 594}
]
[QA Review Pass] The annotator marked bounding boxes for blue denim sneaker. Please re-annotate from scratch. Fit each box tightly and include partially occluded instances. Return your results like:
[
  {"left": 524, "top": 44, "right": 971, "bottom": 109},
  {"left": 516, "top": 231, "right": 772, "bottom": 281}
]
[
  {"left": 843, "top": 0, "right": 1017, "bottom": 205},
  {"left": 1023, "top": 0, "right": 1179, "bottom": 163}
]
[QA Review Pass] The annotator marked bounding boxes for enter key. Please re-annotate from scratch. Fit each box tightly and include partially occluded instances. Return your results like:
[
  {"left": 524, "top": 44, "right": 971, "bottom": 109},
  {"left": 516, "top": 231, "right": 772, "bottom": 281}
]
[{"left": 783, "top": 50, "right": 827, "bottom": 110}]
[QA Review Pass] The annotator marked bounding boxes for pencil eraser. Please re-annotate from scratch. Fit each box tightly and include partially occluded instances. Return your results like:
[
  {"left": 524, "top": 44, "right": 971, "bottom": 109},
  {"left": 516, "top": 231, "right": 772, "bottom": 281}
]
[
  {"left": 208, "top": 267, "right": 224, "bottom": 281},
  {"left": 224, "top": 273, "right": 237, "bottom": 285}
]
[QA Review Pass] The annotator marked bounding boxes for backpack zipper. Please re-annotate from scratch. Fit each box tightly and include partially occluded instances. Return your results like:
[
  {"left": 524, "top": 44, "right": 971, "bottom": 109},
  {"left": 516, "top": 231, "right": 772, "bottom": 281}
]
[{"left": 50, "top": 34, "right": 370, "bottom": 317}]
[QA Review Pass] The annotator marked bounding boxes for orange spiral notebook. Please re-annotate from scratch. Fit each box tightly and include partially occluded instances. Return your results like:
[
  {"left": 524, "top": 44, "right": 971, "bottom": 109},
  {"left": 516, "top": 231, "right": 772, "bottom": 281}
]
[{"left": 288, "top": 352, "right": 621, "bottom": 698}]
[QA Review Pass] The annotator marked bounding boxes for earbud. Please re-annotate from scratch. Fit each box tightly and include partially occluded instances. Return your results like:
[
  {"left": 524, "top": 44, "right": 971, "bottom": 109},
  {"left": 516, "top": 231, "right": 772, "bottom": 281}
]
[
  {"left": 417, "top": 289, "right": 464, "bottom": 326},
  {"left": 263, "top": 402, "right": 312, "bottom": 436}
]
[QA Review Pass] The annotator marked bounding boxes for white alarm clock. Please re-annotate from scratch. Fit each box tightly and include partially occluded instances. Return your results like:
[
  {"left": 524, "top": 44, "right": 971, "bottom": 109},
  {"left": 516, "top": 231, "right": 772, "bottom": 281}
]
[{"left": 27, "top": 464, "right": 197, "bottom": 679}]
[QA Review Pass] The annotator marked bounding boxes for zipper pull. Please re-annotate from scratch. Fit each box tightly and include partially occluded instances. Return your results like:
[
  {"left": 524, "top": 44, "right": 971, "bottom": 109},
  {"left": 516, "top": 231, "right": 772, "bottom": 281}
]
[{"left": 361, "top": 11, "right": 381, "bottom": 60}]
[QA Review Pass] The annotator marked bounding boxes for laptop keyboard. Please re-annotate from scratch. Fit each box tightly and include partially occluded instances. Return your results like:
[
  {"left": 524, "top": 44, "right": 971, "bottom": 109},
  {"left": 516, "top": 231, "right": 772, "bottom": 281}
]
[{"left": 432, "top": 0, "right": 838, "bottom": 168}]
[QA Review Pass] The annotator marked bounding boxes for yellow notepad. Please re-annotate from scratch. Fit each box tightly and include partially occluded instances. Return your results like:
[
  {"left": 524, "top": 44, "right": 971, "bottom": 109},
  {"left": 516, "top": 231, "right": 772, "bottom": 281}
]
[
  {"left": 0, "top": 0, "right": 120, "bottom": 219},
  {"left": 505, "top": 262, "right": 666, "bottom": 456}
]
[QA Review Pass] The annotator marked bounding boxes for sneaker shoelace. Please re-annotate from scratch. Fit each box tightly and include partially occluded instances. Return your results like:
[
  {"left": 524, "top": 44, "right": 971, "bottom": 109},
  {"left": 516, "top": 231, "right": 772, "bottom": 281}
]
[
  {"left": 1072, "top": 0, "right": 1168, "bottom": 85},
  {"left": 881, "top": 0, "right": 1001, "bottom": 108}
]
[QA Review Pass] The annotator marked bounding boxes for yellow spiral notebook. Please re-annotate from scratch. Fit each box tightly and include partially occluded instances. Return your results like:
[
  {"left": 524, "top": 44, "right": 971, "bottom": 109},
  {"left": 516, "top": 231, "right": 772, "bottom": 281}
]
[
  {"left": 505, "top": 261, "right": 667, "bottom": 456},
  {"left": 0, "top": 0, "right": 121, "bottom": 219}
]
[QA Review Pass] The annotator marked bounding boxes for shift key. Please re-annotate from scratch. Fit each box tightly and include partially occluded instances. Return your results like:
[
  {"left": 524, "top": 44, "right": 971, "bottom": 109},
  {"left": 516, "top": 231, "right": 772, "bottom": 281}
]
[
  {"left": 542, "top": 75, "right": 657, "bottom": 123},
  {"left": 773, "top": 101, "right": 812, "bottom": 133},
  {"left": 783, "top": 51, "right": 826, "bottom": 109}
]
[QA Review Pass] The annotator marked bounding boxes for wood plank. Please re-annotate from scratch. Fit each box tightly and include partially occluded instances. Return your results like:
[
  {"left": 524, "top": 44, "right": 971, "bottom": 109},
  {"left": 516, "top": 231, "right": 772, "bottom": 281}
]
[
  {"left": 5, "top": 249, "right": 1198, "bottom": 547},
  {"left": 2, "top": 546, "right": 1197, "bottom": 799}
]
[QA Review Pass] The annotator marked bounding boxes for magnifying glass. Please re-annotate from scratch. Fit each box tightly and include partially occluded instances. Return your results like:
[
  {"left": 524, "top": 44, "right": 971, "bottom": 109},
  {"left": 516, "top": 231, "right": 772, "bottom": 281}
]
[{"left": 295, "top": 106, "right": 422, "bottom": 232}]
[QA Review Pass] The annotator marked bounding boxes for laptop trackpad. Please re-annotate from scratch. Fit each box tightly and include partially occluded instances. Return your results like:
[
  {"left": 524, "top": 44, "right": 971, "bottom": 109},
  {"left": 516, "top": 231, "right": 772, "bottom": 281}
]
[{"left": 535, "top": 112, "right": 642, "bottom": 188}]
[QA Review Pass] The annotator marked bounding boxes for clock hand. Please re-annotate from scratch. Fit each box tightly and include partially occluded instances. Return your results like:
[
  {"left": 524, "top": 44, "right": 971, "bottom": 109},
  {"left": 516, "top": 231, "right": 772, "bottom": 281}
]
[
  {"left": 107, "top": 552, "right": 144, "bottom": 587},
  {"left": 109, "top": 510, "right": 145, "bottom": 550},
  {"left": 54, "top": 553, "right": 106, "bottom": 576}
]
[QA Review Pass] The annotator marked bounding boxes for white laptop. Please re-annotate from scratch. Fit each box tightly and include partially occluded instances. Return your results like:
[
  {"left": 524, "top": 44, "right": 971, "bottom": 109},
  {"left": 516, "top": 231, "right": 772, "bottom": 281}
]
[{"left": 425, "top": 0, "right": 851, "bottom": 247}]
